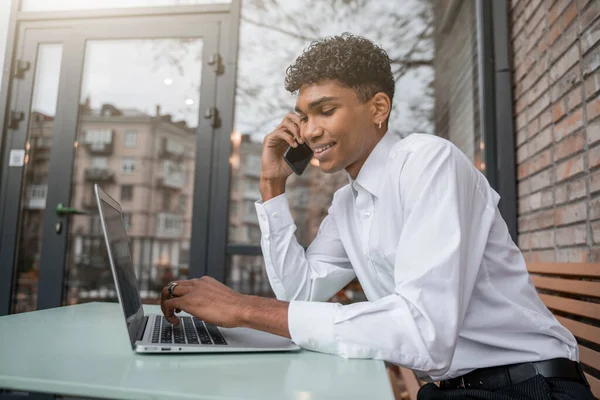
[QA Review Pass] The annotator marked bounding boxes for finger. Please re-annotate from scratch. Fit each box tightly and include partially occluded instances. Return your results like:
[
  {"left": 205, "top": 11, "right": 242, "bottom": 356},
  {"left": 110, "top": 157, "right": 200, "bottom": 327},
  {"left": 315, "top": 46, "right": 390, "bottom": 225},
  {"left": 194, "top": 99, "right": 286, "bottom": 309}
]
[
  {"left": 279, "top": 120, "right": 301, "bottom": 144},
  {"left": 160, "top": 280, "right": 191, "bottom": 317},
  {"left": 285, "top": 114, "right": 303, "bottom": 143},
  {"left": 271, "top": 129, "right": 297, "bottom": 148},
  {"left": 163, "top": 297, "right": 184, "bottom": 326}
]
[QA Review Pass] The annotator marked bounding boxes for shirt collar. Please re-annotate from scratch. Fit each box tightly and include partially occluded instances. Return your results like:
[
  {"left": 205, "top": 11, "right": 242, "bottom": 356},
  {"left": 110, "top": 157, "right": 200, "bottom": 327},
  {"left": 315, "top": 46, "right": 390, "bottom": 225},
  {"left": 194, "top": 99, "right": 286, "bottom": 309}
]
[{"left": 348, "top": 131, "right": 400, "bottom": 198}]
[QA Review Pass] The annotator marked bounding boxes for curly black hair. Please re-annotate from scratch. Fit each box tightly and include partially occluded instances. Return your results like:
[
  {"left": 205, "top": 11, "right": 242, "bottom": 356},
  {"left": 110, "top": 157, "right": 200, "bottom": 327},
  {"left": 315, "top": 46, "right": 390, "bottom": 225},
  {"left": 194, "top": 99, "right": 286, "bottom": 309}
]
[{"left": 285, "top": 33, "right": 395, "bottom": 106}]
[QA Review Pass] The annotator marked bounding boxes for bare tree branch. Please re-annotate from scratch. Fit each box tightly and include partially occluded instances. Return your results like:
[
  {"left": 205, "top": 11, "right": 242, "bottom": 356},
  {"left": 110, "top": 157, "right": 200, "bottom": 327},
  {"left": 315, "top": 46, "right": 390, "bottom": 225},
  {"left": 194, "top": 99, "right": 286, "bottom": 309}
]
[{"left": 241, "top": 16, "right": 320, "bottom": 43}]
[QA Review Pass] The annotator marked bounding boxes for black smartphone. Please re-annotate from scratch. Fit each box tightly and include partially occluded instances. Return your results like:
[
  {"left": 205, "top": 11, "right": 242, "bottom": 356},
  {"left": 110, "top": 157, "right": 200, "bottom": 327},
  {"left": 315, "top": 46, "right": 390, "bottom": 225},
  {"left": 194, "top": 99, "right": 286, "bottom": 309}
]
[{"left": 283, "top": 142, "right": 314, "bottom": 175}]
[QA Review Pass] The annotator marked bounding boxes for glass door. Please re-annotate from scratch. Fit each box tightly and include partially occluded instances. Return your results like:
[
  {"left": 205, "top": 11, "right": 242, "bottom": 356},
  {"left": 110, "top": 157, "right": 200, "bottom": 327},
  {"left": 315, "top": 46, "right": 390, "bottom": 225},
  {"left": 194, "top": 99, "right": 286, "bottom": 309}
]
[
  {"left": 0, "top": 28, "right": 68, "bottom": 314},
  {"left": 1, "top": 13, "right": 222, "bottom": 313}
]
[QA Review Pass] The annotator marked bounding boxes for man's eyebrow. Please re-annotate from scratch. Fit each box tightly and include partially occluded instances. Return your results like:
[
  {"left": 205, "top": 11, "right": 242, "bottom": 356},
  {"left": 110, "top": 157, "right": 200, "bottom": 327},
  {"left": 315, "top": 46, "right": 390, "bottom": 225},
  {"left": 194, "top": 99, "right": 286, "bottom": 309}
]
[{"left": 295, "top": 96, "right": 338, "bottom": 113}]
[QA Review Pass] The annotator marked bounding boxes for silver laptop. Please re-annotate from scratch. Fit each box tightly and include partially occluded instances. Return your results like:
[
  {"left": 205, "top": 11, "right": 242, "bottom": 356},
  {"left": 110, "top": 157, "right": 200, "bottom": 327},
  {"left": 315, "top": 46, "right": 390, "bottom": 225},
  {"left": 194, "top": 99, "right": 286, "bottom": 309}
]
[{"left": 95, "top": 184, "right": 300, "bottom": 354}]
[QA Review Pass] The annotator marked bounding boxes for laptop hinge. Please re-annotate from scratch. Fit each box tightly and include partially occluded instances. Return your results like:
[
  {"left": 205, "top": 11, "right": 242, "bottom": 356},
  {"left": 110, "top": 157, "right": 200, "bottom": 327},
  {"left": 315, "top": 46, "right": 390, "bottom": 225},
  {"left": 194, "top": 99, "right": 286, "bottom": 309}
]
[{"left": 135, "top": 315, "right": 149, "bottom": 342}]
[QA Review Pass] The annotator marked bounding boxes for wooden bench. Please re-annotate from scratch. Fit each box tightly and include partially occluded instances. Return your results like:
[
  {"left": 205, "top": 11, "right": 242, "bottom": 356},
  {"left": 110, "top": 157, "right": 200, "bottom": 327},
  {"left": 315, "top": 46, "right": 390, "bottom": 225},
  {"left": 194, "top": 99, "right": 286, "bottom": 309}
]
[
  {"left": 527, "top": 262, "right": 600, "bottom": 398},
  {"left": 391, "top": 262, "right": 600, "bottom": 399}
]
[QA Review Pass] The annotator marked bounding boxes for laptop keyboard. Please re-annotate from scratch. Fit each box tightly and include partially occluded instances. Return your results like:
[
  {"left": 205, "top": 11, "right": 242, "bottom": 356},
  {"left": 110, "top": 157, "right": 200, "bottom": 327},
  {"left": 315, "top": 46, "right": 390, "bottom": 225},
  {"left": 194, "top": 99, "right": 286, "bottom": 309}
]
[{"left": 151, "top": 316, "right": 227, "bottom": 345}]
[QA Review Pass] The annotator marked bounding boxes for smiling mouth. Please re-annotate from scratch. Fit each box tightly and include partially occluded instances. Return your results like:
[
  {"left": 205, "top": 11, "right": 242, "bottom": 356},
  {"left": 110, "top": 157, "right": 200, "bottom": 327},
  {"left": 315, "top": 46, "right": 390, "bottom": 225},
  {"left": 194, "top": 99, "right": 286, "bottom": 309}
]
[
  {"left": 312, "top": 143, "right": 336, "bottom": 160},
  {"left": 313, "top": 143, "right": 335, "bottom": 154}
]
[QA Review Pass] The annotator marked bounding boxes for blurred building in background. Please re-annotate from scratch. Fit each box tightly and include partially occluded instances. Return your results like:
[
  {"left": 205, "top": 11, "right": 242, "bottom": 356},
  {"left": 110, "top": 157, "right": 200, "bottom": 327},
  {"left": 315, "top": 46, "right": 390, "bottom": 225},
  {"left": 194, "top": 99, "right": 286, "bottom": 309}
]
[{"left": 0, "top": 0, "right": 598, "bottom": 321}]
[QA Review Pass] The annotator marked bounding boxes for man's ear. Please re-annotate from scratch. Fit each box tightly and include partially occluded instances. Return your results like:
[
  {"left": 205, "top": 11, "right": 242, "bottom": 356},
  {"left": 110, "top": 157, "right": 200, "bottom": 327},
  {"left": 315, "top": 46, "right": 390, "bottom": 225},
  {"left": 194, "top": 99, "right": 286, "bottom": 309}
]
[{"left": 371, "top": 93, "right": 391, "bottom": 127}]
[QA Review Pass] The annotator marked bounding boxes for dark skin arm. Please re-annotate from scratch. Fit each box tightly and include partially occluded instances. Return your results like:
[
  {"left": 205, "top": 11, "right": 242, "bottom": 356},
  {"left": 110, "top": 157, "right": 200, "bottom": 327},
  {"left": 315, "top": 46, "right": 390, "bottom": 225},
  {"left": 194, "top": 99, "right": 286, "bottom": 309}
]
[
  {"left": 160, "top": 113, "right": 305, "bottom": 337},
  {"left": 161, "top": 276, "right": 291, "bottom": 338}
]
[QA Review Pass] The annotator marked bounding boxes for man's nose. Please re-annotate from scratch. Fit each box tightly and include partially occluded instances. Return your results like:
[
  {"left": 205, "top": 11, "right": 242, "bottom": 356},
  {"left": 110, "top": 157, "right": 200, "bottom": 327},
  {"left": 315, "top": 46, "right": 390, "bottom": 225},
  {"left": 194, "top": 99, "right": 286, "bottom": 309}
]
[{"left": 303, "top": 118, "right": 322, "bottom": 142}]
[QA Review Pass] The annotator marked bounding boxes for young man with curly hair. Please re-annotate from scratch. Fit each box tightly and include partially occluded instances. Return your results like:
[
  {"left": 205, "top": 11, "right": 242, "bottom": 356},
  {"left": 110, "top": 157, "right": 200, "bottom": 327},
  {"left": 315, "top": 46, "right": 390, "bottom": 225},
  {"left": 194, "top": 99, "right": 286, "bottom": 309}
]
[{"left": 161, "top": 34, "right": 594, "bottom": 399}]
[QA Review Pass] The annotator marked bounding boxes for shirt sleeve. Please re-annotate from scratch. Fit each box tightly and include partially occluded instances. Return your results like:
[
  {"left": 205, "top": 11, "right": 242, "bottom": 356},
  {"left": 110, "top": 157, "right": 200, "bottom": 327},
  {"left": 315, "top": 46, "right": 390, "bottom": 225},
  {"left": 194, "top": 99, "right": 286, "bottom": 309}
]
[
  {"left": 287, "top": 141, "right": 497, "bottom": 379},
  {"left": 255, "top": 193, "right": 356, "bottom": 302}
]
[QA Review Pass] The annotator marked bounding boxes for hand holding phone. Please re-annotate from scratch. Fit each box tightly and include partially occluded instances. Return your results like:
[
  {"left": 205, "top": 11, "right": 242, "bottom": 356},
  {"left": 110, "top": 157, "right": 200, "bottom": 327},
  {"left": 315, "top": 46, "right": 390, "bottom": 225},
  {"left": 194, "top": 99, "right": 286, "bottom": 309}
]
[{"left": 283, "top": 141, "right": 314, "bottom": 175}]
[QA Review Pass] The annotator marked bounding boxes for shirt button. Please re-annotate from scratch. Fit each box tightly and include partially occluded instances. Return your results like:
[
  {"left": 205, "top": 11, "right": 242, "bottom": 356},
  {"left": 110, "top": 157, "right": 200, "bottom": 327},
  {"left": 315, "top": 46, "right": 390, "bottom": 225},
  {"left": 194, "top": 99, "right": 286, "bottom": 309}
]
[
  {"left": 271, "top": 212, "right": 278, "bottom": 218},
  {"left": 364, "top": 211, "right": 370, "bottom": 217}
]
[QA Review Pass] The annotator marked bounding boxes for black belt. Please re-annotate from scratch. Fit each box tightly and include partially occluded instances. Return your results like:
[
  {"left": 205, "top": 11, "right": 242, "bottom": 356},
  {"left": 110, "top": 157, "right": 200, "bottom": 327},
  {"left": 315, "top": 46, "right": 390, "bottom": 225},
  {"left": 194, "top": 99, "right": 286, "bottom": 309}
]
[{"left": 440, "top": 358, "right": 589, "bottom": 391}]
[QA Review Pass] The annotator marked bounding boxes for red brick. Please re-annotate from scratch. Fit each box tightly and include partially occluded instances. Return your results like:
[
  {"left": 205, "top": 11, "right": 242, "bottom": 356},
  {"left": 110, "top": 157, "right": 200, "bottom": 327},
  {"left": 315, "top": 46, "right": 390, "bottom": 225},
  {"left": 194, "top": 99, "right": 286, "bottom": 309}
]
[
  {"left": 550, "top": 42, "right": 580, "bottom": 81},
  {"left": 588, "top": 118, "right": 600, "bottom": 145},
  {"left": 516, "top": 112, "right": 528, "bottom": 131},
  {"left": 529, "top": 74, "right": 549, "bottom": 105},
  {"left": 555, "top": 130, "right": 585, "bottom": 161},
  {"left": 554, "top": 107, "right": 584, "bottom": 141},
  {"left": 580, "top": 0, "right": 600, "bottom": 37},
  {"left": 556, "top": 200, "right": 587, "bottom": 224},
  {"left": 549, "top": 0, "right": 570, "bottom": 26},
  {"left": 521, "top": 148, "right": 553, "bottom": 178},
  {"left": 519, "top": 233, "right": 531, "bottom": 249},
  {"left": 528, "top": 249, "right": 557, "bottom": 262},
  {"left": 592, "top": 221, "right": 600, "bottom": 243},
  {"left": 518, "top": 178, "right": 531, "bottom": 197},
  {"left": 555, "top": 176, "right": 587, "bottom": 204},
  {"left": 516, "top": 96, "right": 527, "bottom": 114},
  {"left": 562, "top": 0, "right": 578, "bottom": 30},
  {"left": 581, "top": 17, "right": 600, "bottom": 56},
  {"left": 549, "top": 20, "right": 579, "bottom": 62},
  {"left": 590, "top": 143, "right": 600, "bottom": 170},
  {"left": 519, "top": 216, "right": 531, "bottom": 232},
  {"left": 540, "top": 109, "right": 553, "bottom": 129},
  {"left": 519, "top": 196, "right": 531, "bottom": 214},
  {"left": 528, "top": 91, "right": 551, "bottom": 121},
  {"left": 528, "top": 189, "right": 555, "bottom": 210},
  {"left": 556, "top": 223, "right": 587, "bottom": 246},
  {"left": 590, "top": 196, "right": 600, "bottom": 220},
  {"left": 524, "top": 0, "right": 544, "bottom": 22},
  {"left": 517, "top": 143, "right": 529, "bottom": 163},
  {"left": 591, "top": 168, "right": 600, "bottom": 193},
  {"left": 555, "top": 153, "right": 585, "bottom": 182},
  {"left": 529, "top": 127, "right": 554, "bottom": 156},
  {"left": 566, "top": 87, "right": 582, "bottom": 111},
  {"left": 548, "top": 21, "right": 562, "bottom": 46},
  {"left": 530, "top": 209, "right": 557, "bottom": 230},
  {"left": 584, "top": 70, "right": 600, "bottom": 100},
  {"left": 552, "top": 100, "right": 566, "bottom": 121},
  {"left": 531, "top": 168, "right": 555, "bottom": 192},
  {"left": 551, "top": 64, "right": 582, "bottom": 101},
  {"left": 556, "top": 247, "right": 588, "bottom": 262},
  {"left": 582, "top": 45, "right": 600, "bottom": 78},
  {"left": 530, "top": 229, "right": 555, "bottom": 249},
  {"left": 591, "top": 247, "right": 600, "bottom": 262},
  {"left": 528, "top": 117, "right": 541, "bottom": 138},
  {"left": 588, "top": 97, "right": 600, "bottom": 121}
]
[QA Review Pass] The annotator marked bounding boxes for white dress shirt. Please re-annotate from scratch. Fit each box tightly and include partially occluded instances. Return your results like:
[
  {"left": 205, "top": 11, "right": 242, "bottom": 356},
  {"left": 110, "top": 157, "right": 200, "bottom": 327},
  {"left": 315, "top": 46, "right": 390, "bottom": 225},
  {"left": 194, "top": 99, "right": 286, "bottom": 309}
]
[{"left": 254, "top": 132, "right": 578, "bottom": 381}]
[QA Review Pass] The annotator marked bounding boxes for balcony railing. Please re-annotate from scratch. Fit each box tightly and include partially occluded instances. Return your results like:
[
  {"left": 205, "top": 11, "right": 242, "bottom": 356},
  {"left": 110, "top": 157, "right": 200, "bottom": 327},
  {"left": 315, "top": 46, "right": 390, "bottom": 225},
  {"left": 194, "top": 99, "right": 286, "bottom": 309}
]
[
  {"left": 25, "top": 184, "right": 47, "bottom": 209},
  {"left": 156, "top": 174, "right": 185, "bottom": 190},
  {"left": 84, "top": 168, "right": 115, "bottom": 182},
  {"left": 156, "top": 212, "right": 184, "bottom": 238}
]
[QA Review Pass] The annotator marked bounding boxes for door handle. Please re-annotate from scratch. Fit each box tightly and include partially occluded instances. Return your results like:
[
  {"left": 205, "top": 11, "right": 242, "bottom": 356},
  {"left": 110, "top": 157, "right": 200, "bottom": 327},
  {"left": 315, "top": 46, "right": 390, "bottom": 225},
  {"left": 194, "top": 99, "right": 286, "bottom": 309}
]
[{"left": 55, "top": 203, "right": 89, "bottom": 216}]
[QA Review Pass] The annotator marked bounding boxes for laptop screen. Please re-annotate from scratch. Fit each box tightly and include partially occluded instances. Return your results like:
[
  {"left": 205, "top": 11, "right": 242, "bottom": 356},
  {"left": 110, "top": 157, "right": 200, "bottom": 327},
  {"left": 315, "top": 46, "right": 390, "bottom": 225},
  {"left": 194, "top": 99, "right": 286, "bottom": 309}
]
[{"left": 97, "top": 189, "right": 144, "bottom": 346}]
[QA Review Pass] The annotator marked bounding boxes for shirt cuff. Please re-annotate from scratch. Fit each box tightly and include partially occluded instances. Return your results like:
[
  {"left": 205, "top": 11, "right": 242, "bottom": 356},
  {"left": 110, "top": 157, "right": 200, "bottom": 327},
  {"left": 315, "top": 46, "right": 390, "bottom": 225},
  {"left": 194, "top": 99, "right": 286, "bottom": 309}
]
[
  {"left": 288, "top": 301, "right": 339, "bottom": 352},
  {"left": 255, "top": 194, "right": 294, "bottom": 232}
]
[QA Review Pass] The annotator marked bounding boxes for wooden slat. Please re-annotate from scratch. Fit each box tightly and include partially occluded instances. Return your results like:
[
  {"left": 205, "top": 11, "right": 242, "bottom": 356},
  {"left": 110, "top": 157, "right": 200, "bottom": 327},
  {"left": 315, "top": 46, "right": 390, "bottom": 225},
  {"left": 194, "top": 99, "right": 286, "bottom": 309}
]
[
  {"left": 538, "top": 294, "right": 600, "bottom": 320},
  {"left": 527, "top": 263, "right": 600, "bottom": 277},
  {"left": 531, "top": 275, "right": 600, "bottom": 297},
  {"left": 556, "top": 316, "right": 600, "bottom": 344},
  {"left": 579, "top": 345, "right": 600, "bottom": 372},
  {"left": 585, "top": 373, "right": 600, "bottom": 399},
  {"left": 399, "top": 367, "right": 421, "bottom": 400}
]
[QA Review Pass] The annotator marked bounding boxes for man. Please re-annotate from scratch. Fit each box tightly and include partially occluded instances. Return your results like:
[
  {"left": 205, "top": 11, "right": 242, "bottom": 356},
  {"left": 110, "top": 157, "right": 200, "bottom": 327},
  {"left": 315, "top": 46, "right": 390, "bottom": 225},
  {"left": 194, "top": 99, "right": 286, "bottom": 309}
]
[{"left": 161, "top": 34, "right": 594, "bottom": 399}]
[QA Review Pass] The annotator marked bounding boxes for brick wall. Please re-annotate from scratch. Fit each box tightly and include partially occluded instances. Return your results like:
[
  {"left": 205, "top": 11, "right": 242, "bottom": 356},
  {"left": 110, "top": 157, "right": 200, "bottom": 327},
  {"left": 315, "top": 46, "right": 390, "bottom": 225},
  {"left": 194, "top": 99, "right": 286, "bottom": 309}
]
[{"left": 511, "top": 0, "right": 600, "bottom": 262}]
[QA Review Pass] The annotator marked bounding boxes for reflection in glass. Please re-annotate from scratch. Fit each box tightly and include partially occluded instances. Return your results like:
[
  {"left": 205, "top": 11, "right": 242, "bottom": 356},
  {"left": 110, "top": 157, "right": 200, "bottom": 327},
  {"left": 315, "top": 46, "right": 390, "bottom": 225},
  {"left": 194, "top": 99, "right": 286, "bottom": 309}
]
[
  {"left": 63, "top": 39, "right": 203, "bottom": 306},
  {"left": 22, "top": 0, "right": 231, "bottom": 12},
  {"left": 227, "top": 0, "right": 436, "bottom": 297},
  {"left": 12, "top": 44, "right": 63, "bottom": 313},
  {"left": 227, "top": 255, "right": 273, "bottom": 297}
]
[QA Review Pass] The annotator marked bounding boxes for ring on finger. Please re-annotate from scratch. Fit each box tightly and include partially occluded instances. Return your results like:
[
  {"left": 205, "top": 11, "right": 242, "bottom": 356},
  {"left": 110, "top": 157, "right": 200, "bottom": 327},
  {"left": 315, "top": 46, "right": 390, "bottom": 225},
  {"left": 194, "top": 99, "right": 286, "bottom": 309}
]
[{"left": 168, "top": 282, "right": 178, "bottom": 298}]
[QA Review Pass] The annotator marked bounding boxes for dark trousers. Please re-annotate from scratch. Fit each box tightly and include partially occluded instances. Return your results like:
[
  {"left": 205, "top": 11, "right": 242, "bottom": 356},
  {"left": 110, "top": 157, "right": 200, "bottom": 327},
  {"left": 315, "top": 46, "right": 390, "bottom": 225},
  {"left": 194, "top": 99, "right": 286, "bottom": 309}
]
[{"left": 417, "top": 375, "right": 595, "bottom": 399}]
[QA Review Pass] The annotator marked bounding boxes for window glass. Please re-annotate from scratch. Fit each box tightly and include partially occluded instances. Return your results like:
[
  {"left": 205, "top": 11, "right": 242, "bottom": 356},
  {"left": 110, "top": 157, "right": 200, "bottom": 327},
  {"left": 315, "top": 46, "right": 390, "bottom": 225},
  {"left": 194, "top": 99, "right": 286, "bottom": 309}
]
[{"left": 22, "top": 0, "right": 231, "bottom": 12}]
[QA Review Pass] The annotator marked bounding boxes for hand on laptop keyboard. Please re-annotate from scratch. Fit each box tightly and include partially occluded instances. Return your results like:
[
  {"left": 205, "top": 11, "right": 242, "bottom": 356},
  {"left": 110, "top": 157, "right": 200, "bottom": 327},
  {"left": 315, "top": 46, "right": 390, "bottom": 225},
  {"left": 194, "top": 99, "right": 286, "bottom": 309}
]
[{"left": 160, "top": 276, "right": 245, "bottom": 329}]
